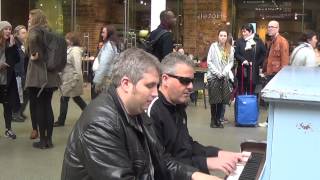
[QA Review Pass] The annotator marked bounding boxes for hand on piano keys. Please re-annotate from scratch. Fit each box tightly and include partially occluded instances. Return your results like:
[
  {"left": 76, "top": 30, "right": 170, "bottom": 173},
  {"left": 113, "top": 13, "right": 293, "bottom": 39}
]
[
  {"left": 226, "top": 151, "right": 264, "bottom": 180},
  {"left": 207, "top": 151, "right": 244, "bottom": 175}
]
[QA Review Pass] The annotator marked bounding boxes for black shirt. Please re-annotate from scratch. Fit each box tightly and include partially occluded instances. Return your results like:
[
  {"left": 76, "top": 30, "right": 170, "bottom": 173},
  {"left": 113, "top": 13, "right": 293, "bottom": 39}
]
[
  {"left": 149, "top": 91, "right": 220, "bottom": 173},
  {"left": 149, "top": 25, "right": 173, "bottom": 61}
]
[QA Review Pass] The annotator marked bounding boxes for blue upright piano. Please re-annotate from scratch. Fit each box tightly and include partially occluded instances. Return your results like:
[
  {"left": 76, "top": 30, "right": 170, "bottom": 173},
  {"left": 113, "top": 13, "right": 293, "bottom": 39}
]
[{"left": 261, "top": 66, "right": 320, "bottom": 180}]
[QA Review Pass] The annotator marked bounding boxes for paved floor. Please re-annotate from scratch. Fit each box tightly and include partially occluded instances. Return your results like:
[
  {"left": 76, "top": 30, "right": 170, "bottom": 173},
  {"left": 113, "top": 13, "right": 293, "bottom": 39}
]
[{"left": 0, "top": 87, "right": 267, "bottom": 180}]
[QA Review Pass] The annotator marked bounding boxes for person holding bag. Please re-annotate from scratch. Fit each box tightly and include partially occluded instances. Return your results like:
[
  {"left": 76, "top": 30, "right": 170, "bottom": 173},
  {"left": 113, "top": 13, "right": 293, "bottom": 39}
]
[
  {"left": 53, "top": 32, "right": 87, "bottom": 127},
  {"left": 207, "top": 30, "right": 234, "bottom": 128},
  {"left": 234, "top": 23, "right": 266, "bottom": 95}
]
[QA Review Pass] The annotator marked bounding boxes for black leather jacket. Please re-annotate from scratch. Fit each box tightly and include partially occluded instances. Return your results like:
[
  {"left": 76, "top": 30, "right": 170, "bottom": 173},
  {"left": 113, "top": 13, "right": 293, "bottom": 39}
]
[{"left": 61, "top": 85, "right": 197, "bottom": 180}]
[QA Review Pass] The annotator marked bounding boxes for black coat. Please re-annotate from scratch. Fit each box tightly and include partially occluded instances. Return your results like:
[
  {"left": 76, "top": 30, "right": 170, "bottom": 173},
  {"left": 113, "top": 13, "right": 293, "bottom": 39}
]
[
  {"left": 61, "top": 85, "right": 197, "bottom": 180},
  {"left": 0, "top": 42, "right": 20, "bottom": 111},
  {"left": 234, "top": 35, "right": 266, "bottom": 85},
  {"left": 149, "top": 91, "right": 220, "bottom": 174},
  {"left": 149, "top": 25, "right": 173, "bottom": 61},
  {"left": 14, "top": 37, "right": 28, "bottom": 79}
]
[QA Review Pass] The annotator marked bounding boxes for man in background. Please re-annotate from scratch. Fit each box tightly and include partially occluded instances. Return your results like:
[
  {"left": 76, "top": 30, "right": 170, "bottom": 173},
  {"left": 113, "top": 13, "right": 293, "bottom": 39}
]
[
  {"left": 260, "top": 20, "right": 289, "bottom": 127},
  {"left": 149, "top": 10, "right": 176, "bottom": 61}
]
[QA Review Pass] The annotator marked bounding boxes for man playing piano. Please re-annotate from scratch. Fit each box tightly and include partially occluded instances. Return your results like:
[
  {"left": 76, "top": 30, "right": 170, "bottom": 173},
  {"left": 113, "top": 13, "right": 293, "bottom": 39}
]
[{"left": 148, "top": 52, "right": 244, "bottom": 176}]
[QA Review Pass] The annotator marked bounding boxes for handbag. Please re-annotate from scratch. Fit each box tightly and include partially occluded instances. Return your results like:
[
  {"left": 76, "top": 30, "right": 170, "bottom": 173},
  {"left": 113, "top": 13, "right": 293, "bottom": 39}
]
[{"left": 92, "top": 56, "right": 99, "bottom": 72}]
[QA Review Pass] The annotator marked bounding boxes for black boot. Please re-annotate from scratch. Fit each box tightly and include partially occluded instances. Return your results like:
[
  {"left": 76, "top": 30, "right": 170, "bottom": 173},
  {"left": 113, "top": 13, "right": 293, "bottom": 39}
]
[
  {"left": 210, "top": 104, "right": 223, "bottom": 128},
  {"left": 46, "top": 136, "right": 54, "bottom": 148},
  {"left": 33, "top": 137, "right": 48, "bottom": 149}
]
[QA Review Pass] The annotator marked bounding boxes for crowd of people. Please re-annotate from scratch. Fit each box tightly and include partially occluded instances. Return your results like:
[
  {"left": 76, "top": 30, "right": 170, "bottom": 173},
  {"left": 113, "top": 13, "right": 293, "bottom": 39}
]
[{"left": 0, "top": 7, "right": 320, "bottom": 180}]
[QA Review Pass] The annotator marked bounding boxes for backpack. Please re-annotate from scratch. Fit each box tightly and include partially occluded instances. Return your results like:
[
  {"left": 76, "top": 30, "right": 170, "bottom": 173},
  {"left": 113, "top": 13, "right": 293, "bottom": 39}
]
[
  {"left": 140, "top": 29, "right": 168, "bottom": 54},
  {"left": 37, "top": 28, "right": 67, "bottom": 72}
]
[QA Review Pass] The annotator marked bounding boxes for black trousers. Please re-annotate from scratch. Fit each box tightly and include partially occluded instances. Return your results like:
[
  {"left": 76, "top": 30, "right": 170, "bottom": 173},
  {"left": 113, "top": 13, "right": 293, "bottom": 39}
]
[
  {"left": 0, "top": 85, "right": 12, "bottom": 129},
  {"left": 29, "top": 87, "right": 54, "bottom": 140},
  {"left": 57, "top": 96, "right": 87, "bottom": 125}
]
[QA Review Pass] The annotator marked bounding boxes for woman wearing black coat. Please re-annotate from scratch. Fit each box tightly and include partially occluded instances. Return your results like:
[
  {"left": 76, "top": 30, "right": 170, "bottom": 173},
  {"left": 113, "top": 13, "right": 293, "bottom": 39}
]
[
  {"left": 0, "top": 21, "right": 20, "bottom": 139},
  {"left": 234, "top": 23, "right": 266, "bottom": 94}
]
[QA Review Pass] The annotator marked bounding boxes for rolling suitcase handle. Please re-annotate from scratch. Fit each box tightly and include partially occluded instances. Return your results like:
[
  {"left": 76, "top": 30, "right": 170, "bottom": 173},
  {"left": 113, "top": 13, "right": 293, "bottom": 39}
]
[{"left": 241, "top": 63, "right": 253, "bottom": 95}]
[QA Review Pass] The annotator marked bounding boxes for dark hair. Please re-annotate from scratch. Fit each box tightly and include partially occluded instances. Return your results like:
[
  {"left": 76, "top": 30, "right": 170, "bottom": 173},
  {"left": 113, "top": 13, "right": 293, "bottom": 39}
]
[
  {"left": 317, "top": 41, "right": 320, "bottom": 50},
  {"left": 65, "top": 32, "right": 81, "bottom": 46},
  {"left": 160, "top": 10, "right": 172, "bottom": 22},
  {"left": 99, "top": 24, "right": 121, "bottom": 51},
  {"left": 299, "top": 30, "right": 317, "bottom": 43},
  {"left": 241, "top": 23, "right": 254, "bottom": 33}
]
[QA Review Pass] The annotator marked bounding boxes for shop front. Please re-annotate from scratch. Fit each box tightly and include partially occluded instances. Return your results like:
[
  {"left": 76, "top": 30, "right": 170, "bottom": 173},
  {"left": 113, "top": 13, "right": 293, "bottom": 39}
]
[{"left": 1, "top": 0, "right": 320, "bottom": 58}]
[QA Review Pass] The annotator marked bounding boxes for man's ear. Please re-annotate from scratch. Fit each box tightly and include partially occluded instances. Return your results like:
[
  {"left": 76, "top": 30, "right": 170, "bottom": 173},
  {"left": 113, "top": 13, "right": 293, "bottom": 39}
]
[
  {"left": 119, "top": 76, "right": 132, "bottom": 93},
  {"left": 161, "top": 74, "right": 169, "bottom": 86}
]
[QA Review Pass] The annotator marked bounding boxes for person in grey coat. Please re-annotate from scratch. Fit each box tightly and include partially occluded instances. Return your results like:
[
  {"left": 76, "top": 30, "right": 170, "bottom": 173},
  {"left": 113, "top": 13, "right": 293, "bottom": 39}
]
[
  {"left": 26, "top": 9, "right": 60, "bottom": 149},
  {"left": 54, "top": 32, "right": 87, "bottom": 127}
]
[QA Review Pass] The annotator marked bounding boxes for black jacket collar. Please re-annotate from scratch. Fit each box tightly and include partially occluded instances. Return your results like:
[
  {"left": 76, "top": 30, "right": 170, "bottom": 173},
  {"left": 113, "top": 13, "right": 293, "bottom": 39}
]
[{"left": 108, "top": 85, "right": 152, "bottom": 133}]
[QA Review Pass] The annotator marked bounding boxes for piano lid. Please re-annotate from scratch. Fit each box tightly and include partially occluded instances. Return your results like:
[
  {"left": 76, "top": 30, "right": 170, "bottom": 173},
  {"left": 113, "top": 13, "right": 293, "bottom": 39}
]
[{"left": 261, "top": 66, "right": 320, "bottom": 104}]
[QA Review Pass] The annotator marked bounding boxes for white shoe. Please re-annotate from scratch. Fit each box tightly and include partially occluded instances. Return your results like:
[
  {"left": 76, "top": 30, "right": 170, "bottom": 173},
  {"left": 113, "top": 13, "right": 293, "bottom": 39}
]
[{"left": 258, "top": 122, "right": 268, "bottom": 127}]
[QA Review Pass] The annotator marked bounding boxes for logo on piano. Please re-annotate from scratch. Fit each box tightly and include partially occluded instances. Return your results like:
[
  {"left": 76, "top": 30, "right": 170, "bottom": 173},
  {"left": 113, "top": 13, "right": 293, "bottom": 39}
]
[{"left": 296, "top": 122, "right": 313, "bottom": 134}]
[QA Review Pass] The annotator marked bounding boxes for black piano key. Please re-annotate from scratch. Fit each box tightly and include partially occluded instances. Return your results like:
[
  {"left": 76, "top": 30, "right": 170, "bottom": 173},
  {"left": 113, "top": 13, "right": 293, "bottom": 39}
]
[{"left": 238, "top": 152, "right": 264, "bottom": 180}]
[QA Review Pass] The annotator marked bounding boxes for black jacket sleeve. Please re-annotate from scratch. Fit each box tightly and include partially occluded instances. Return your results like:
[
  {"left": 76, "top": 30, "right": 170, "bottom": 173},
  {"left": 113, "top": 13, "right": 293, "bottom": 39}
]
[
  {"left": 234, "top": 39, "right": 246, "bottom": 63},
  {"left": 256, "top": 39, "right": 267, "bottom": 67},
  {"left": 5, "top": 44, "right": 19, "bottom": 67}
]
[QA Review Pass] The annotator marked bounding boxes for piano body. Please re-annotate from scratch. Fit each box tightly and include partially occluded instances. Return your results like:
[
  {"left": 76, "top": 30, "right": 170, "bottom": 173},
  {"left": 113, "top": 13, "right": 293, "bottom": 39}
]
[{"left": 259, "top": 67, "right": 320, "bottom": 180}]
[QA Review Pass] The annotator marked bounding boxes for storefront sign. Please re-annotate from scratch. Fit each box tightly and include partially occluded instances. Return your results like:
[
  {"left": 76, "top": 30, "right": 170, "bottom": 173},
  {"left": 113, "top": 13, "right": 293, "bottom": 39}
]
[{"left": 197, "top": 11, "right": 222, "bottom": 20}]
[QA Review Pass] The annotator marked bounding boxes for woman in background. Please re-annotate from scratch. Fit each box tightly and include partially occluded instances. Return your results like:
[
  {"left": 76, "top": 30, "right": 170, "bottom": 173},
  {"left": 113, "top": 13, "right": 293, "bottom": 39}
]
[
  {"left": 53, "top": 32, "right": 87, "bottom": 127},
  {"left": 0, "top": 21, "right": 20, "bottom": 139},
  {"left": 290, "top": 30, "right": 318, "bottom": 67},
  {"left": 12, "top": 25, "right": 29, "bottom": 123},
  {"left": 234, "top": 23, "right": 266, "bottom": 95},
  {"left": 92, "top": 24, "right": 120, "bottom": 95},
  {"left": 207, "top": 30, "right": 234, "bottom": 128},
  {"left": 26, "top": 9, "right": 60, "bottom": 149}
]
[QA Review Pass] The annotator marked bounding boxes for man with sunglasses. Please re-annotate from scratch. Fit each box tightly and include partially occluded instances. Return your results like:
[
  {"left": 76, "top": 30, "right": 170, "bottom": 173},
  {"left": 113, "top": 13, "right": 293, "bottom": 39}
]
[{"left": 148, "top": 52, "right": 244, "bottom": 176}]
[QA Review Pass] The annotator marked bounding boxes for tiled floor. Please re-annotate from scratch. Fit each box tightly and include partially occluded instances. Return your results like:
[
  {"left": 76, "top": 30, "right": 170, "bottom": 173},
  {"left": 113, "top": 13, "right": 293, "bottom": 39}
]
[{"left": 0, "top": 87, "right": 267, "bottom": 180}]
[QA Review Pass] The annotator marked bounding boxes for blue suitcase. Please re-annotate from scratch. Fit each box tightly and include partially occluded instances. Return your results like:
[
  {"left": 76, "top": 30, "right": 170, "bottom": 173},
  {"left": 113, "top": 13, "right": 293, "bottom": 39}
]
[
  {"left": 235, "top": 94, "right": 259, "bottom": 126},
  {"left": 235, "top": 64, "right": 259, "bottom": 127}
]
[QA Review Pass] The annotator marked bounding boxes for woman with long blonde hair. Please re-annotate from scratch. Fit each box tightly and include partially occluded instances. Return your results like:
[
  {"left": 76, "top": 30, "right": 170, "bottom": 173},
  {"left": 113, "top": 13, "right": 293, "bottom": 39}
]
[
  {"left": 25, "top": 9, "right": 60, "bottom": 149},
  {"left": 207, "top": 30, "right": 234, "bottom": 128}
]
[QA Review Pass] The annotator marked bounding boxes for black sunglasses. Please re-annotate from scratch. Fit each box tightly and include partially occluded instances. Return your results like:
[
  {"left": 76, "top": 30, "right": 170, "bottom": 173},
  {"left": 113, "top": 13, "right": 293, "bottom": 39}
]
[{"left": 167, "top": 74, "right": 194, "bottom": 85}]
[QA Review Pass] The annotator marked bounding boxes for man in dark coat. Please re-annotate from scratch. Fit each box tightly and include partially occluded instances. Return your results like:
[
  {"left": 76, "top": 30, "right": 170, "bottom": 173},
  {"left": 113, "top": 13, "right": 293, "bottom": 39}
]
[
  {"left": 234, "top": 23, "right": 266, "bottom": 94},
  {"left": 148, "top": 52, "right": 244, "bottom": 176},
  {"left": 149, "top": 10, "right": 176, "bottom": 61},
  {"left": 61, "top": 48, "right": 221, "bottom": 180}
]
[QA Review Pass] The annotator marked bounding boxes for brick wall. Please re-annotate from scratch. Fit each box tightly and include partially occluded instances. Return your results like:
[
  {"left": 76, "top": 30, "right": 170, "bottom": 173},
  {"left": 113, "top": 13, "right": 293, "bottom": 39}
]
[
  {"left": 183, "top": 0, "right": 228, "bottom": 59},
  {"left": 70, "top": 0, "right": 124, "bottom": 55}
]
